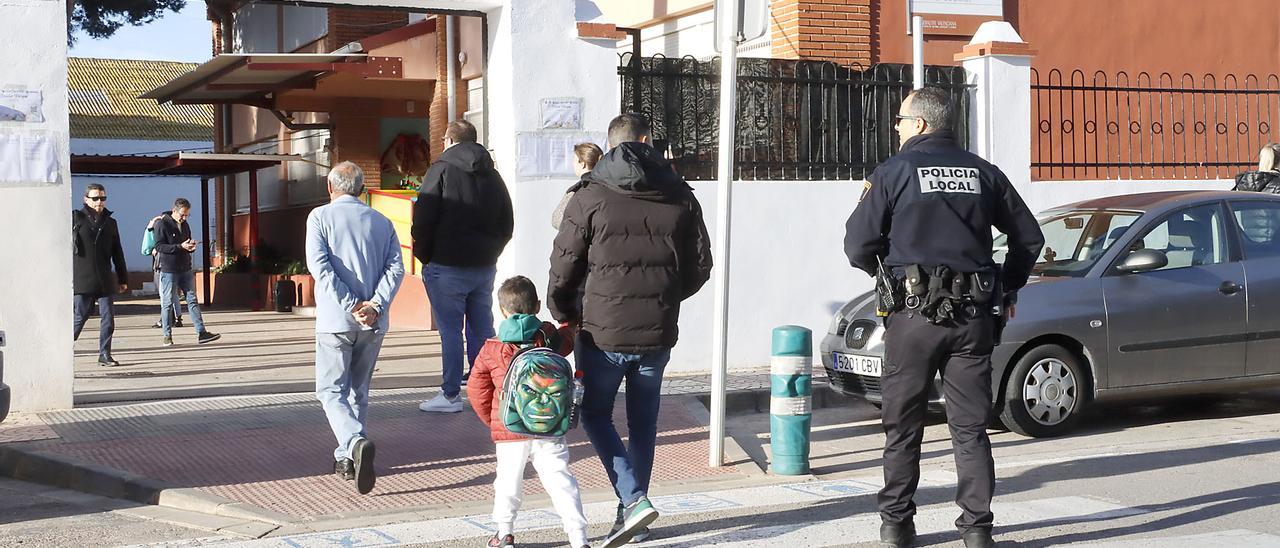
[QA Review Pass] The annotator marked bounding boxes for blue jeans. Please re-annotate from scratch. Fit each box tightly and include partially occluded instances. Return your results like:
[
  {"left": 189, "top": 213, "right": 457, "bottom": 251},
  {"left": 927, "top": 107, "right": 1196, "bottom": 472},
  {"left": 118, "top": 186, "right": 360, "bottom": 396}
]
[
  {"left": 72, "top": 294, "right": 114, "bottom": 358},
  {"left": 316, "top": 329, "right": 386, "bottom": 459},
  {"left": 423, "top": 264, "right": 496, "bottom": 399},
  {"left": 576, "top": 333, "right": 671, "bottom": 506},
  {"left": 159, "top": 270, "right": 207, "bottom": 337}
]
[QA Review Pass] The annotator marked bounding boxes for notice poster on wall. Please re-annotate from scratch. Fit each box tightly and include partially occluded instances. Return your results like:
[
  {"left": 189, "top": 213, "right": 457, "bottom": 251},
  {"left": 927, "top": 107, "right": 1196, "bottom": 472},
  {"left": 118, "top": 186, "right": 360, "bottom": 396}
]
[
  {"left": 516, "top": 131, "right": 607, "bottom": 179},
  {"left": 540, "top": 98, "right": 583, "bottom": 130},
  {"left": 0, "top": 131, "right": 60, "bottom": 185},
  {"left": 0, "top": 90, "right": 45, "bottom": 123}
]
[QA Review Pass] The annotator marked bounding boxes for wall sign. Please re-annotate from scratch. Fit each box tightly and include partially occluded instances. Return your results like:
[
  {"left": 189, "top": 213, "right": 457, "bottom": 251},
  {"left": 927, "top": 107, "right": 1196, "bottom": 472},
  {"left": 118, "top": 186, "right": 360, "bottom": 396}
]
[
  {"left": 540, "top": 98, "right": 583, "bottom": 130},
  {"left": 0, "top": 89, "right": 44, "bottom": 123},
  {"left": 911, "top": 0, "right": 1003, "bottom": 36}
]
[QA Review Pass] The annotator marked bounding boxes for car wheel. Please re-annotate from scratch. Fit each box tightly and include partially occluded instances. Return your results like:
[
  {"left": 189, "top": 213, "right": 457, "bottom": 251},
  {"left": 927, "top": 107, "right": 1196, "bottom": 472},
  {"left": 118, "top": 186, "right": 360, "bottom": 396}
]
[{"left": 998, "top": 344, "right": 1085, "bottom": 437}]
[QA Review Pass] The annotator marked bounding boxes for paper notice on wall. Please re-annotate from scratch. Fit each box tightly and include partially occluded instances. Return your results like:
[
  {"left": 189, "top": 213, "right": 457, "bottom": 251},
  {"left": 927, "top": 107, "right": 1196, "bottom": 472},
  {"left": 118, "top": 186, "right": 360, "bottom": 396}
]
[
  {"left": 540, "top": 98, "right": 583, "bottom": 130},
  {"left": 0, "top": 90, "right": 44, "bottom": 123},
  {"left": 516, "top": 131, "right": 607, "bottom": 179},
  {"left": 0, "top": 131, "right": 60, "bottom": 185}
]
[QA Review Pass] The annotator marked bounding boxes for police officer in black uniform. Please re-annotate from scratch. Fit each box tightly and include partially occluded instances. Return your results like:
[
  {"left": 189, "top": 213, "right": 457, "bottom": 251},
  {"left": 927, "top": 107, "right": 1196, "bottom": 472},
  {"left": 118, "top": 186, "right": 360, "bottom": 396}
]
[{"left": 844, "top": 87, "right": 1044, "bottom": 548}]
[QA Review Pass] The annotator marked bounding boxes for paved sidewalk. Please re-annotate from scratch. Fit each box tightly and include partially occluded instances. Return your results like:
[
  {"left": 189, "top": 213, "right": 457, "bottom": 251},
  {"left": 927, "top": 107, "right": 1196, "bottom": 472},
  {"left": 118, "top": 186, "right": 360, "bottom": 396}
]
[
  {"left": 73, "top": 299, "right": 440, "bottom": 405},
  {"left": 0, "top": 372, "right": 788, "bottom": 524}
]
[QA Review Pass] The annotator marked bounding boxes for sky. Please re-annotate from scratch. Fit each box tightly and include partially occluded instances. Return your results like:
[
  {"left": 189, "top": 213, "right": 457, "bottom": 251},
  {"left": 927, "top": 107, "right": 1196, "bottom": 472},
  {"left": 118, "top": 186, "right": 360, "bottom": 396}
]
[{"left": 69, "top": 3, "right": 212, "bottom": 63}]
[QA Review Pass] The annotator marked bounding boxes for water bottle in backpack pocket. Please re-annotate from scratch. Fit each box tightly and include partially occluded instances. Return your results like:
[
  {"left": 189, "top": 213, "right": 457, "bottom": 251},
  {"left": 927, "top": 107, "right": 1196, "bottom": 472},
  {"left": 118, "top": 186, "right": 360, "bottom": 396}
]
[{"left": 499, "top": 346, "right": 579, "bottom": 438}]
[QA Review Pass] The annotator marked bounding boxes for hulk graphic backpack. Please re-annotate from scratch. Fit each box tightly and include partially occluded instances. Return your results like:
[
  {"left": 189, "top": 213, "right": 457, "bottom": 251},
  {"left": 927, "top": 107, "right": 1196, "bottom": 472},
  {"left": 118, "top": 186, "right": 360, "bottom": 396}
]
[{"left": 499, "top": 345, "right": 581, "bottom": 438}]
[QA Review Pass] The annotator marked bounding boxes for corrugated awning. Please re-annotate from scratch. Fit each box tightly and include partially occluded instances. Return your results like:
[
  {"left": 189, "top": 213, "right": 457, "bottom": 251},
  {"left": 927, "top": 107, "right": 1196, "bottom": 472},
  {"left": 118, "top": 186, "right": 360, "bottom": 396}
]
[
  {"left": 140, "top": 53, "right": 404, "bottom": 107},
  {"left": 71, "top": 152, "right": 303, "bottom": 176}
]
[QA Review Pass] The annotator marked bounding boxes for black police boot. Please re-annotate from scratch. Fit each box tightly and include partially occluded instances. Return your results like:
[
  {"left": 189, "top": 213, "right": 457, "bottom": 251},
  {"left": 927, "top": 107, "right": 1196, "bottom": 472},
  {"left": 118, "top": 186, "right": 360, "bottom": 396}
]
[
  {"left": 879, "top": 521, "right": 916, "bottom": 547},
  {"left": 961, "top": 529, "right": 995, "bottom": 548}
]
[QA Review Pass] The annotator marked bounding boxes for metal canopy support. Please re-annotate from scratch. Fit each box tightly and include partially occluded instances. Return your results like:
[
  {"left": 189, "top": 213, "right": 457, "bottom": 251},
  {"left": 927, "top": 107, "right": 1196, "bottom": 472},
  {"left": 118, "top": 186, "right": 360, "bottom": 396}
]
[{"left": 201, "top": 178, "right": 212, "bottom": 306}]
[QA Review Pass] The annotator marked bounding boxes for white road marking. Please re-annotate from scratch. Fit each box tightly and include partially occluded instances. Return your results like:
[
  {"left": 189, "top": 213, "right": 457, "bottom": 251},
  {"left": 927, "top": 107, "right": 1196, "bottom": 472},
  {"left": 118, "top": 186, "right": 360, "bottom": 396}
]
[{"left": 1062, "top": 529, "right": 1280, "bottom": 547}]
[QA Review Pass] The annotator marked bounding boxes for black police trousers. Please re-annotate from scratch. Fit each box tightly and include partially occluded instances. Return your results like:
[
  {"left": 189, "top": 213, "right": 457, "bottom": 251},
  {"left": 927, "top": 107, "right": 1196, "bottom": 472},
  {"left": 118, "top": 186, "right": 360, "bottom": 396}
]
[{"left": 878, "top": 308, "right": 996, "bottom": 533}]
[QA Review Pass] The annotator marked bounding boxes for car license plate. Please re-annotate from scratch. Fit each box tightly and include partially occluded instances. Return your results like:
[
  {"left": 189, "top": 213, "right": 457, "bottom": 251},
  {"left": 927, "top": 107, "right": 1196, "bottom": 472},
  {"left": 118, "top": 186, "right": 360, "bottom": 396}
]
[{"left": 832, "top": 352, "right": 881, "bottom": 377}]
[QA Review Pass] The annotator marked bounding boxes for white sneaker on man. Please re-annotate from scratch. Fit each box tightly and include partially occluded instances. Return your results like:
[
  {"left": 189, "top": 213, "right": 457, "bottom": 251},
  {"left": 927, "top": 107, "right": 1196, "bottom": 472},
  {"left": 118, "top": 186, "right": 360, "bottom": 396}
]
[{"left": 419, "top": 393, "right": 464, "bottom": 413}]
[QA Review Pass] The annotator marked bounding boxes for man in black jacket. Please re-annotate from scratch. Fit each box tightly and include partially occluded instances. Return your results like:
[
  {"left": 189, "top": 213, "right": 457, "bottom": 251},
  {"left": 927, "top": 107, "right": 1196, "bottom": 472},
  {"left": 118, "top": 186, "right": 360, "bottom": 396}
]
[
  {"left": 547, "top": 114, "right": 713, "bottom": 548},
  {"left": 72, "top": 183, "right": 129, "bottom": 367},
  {"left": 154, "top": 198, "right": 220, "bottom": 346},
  {"left": 844, "top": 87, "right": 1044, "bottom": 548},
  {"left": 412, "top": 120, "right": 514, "bottom": 413}
]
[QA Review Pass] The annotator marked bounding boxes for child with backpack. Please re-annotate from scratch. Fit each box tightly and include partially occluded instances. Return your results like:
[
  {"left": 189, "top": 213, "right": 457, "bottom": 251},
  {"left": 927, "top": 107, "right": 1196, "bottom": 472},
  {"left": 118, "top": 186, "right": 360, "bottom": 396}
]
[{"left": 467, "top": 276, "right": 589, "bottom": 548}]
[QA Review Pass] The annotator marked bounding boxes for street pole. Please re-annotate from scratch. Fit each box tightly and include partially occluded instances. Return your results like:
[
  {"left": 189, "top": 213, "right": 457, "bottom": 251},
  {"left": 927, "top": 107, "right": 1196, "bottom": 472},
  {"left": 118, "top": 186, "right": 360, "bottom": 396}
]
[
  {"left": 709, "top": 0, "right": 739, "bottom": 468},
  {"left": 912, "top": 15, "right": 924, "bottom": 90}
]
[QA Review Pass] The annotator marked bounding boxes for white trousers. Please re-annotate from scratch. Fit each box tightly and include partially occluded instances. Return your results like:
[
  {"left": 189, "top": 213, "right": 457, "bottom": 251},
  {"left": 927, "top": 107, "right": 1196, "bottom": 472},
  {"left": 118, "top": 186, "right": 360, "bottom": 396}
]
[{"left": 492, "top": 437, "right": 588, "bottom": 546}]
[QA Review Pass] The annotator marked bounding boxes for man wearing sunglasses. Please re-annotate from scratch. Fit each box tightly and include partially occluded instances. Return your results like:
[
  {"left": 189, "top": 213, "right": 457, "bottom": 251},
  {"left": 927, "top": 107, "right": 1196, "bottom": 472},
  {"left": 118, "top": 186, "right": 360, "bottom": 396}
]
[{"left": 72, "top": 183, "right": 129, "bottom": 367}]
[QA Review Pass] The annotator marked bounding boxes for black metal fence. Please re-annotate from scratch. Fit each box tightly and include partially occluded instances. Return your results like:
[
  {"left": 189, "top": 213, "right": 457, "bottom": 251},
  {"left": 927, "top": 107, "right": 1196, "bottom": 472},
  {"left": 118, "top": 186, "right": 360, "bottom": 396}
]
[
  {"left": 1032, "top": 69, "right": 1280, "bottom": 181},
  {"left": 618, "top": 54, "right": 970, "bottom": 181}
]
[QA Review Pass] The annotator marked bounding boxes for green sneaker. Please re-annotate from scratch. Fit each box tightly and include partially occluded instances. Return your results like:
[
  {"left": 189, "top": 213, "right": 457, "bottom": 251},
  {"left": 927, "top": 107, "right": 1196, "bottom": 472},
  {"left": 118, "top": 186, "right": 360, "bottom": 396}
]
[{"left": 602, "top": 497, "right": 658, "bottom": 548}]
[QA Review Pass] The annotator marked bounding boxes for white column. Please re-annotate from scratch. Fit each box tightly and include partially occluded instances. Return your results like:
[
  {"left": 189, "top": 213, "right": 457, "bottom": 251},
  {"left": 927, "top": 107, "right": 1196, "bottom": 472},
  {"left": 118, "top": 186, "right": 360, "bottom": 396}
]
[
  {"left": 0, "top": 0, "right": 74, "bottom": 411},
  {"left": 959, "top": 22, "right": 1036, "bottom": 190},
  {"left": 484, "top": 0, "right": 619, "bottom": 300}
]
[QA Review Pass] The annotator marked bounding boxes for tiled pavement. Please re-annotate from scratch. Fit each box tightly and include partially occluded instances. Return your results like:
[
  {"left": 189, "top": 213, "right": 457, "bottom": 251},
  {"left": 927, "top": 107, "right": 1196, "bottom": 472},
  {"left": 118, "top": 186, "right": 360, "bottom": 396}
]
[{"left": 4, "top": 371, "right": 800, "bottom": 521}]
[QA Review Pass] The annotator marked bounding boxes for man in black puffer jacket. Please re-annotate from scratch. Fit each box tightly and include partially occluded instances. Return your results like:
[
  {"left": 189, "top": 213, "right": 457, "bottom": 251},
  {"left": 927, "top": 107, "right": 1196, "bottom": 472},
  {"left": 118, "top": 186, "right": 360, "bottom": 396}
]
[
  {"left": 72, "top": 183, "right": 129, "bottom": 367},
  {"left": 548, "top": 113, "right": 712, "bottom": 548},
  {"left": 412, "top": 120, "right": 514, "bottom": 413}
]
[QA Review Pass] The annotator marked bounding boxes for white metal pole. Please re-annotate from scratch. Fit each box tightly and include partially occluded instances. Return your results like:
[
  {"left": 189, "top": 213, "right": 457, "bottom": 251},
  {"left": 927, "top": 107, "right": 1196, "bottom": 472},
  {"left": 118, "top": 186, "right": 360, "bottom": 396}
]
[
  {"left": 912, "top": 15, "right": 924, "bottom": 90},
  {"left": 709, "top": 0, "right": 739, "bottom": 468},
  {"left": 446, "top": 15, "right": 458, "bottom": 121}
]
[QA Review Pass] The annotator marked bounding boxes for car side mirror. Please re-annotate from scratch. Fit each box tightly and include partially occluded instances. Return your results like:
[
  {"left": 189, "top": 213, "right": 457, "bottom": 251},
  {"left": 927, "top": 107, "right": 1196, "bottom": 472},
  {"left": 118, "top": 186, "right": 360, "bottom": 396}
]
[{"left": 1116, "top": 248, "right": 1168, "bottom": 273}]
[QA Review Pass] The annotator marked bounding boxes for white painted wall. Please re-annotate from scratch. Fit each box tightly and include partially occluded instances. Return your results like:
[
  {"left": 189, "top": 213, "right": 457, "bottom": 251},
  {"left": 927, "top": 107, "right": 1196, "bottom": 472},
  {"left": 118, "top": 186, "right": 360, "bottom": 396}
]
[
  {"left": 509, "top": 179, "right": 872, "bottom": 372},
  {"left": 614, "top": 8, "right": 773, "bottom": 61},
  {"left": 1018, "top": 179, "right": 1234, "bottom": 215},
  {"left": 0, "top": 0, "right": 73, "bottom": 411}
]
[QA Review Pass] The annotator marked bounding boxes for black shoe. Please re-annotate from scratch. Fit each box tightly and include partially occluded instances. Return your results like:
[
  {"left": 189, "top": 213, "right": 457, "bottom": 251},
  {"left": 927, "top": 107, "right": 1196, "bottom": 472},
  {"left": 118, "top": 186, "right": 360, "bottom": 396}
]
[
  {"left": 197, "top": 331, "right": 221, "bottom": 344},
  {"left": 961, "top": 529, "right": 995, "bottom": 548},
  {"left": 353, "top": 438, "right": 376, "bottom": 494},
  {"left": 334, "top": 458, "right": 354, "bottom": 481},
  {"left": 151, "top": 320, "right": 162, "bottom": 329},
  {"left": 879, "top": 521, "right": 916, "bottom": 547},
  {"left": 174, "top": 318, "right": 184, "bottom": 328},
  {"left": 98, "top": 355, "right": 121, "bottom": 367}
]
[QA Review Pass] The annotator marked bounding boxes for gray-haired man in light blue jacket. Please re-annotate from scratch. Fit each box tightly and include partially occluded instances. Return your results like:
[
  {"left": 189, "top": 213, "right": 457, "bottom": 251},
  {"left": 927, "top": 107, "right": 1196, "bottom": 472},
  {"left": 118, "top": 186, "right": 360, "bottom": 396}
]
[{"left": 306, "top": 161, "right": 405, "bottom": 495}]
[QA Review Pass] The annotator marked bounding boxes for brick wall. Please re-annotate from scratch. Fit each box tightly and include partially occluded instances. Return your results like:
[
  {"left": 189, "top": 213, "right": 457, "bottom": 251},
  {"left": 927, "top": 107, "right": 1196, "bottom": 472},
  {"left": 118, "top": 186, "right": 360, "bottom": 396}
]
[
  {"left": 326, "top": 8, "right": 408, "bottom": 51},
  {"left": 429, "top": 19, "right": 449, "bottom": 161},
  {"left": 331, "top": 99, "right": 383, "bottom": 187},
  {"left": 772, "top": 0, "right": 873, "bottom": 67}
]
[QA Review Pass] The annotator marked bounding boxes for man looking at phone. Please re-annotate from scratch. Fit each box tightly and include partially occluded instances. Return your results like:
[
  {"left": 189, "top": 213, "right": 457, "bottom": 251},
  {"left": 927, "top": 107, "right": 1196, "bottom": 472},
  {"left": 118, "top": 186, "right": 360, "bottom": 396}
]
[{"left": 155, "top": 197, "right": 220, "bottom": 346}]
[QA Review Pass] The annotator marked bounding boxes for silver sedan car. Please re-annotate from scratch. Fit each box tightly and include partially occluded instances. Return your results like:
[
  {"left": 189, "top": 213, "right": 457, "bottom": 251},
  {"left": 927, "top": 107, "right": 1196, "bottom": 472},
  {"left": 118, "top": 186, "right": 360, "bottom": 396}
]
[{"left": 821, "top": 190, "right": 1280, "bottom": 437}]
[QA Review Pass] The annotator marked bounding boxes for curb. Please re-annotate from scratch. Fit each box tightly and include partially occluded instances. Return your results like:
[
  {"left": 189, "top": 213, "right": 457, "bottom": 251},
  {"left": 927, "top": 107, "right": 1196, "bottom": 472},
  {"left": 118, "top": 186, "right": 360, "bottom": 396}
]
[
  {"left": 0, "top": 446, "right": 297, "bottom": 527},
  {"left": 695, "top": 383, "right": 862, "bottom": 416}
]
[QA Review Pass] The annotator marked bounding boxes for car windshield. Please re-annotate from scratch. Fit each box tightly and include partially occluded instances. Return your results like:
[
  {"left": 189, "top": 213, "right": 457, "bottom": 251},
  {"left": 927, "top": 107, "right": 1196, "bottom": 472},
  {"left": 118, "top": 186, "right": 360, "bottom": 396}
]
[{"left": 993, "top": 210, "right": 1142, "bottom": 277}]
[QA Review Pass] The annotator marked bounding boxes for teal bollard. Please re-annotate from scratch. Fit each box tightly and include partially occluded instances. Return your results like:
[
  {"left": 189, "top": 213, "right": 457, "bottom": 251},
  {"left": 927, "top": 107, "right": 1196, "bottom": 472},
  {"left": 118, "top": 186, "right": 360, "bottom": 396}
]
[{"left": 770, "top": 325, "right": 813, "bottom": 475}]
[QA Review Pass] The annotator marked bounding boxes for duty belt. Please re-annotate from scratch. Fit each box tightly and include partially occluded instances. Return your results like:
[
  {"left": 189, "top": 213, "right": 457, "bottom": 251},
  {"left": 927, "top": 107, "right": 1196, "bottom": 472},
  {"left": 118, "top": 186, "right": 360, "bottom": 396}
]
[{"left": 877, "top": 264, "right": 997, "bottom": 324}]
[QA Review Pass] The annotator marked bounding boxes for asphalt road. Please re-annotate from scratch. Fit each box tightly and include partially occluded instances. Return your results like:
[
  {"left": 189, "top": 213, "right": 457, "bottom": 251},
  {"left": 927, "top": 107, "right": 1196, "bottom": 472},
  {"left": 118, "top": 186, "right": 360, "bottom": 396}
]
[{"left": 10, "top": 390, "right": 1280, "bottom": 547}]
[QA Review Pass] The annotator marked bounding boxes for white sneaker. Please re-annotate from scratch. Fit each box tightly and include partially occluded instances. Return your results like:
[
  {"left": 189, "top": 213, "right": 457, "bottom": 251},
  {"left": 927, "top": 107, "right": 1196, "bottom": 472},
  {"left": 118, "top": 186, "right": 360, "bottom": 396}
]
[{"left": 419, "top": 393, "right": 464, "bottom": 413}]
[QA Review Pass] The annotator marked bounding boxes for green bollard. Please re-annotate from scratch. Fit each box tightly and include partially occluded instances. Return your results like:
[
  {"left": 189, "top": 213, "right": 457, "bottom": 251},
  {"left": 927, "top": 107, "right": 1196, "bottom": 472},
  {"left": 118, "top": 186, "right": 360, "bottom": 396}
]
[{"left": 770, "top": 325, "right": 813, "bottom": 475}]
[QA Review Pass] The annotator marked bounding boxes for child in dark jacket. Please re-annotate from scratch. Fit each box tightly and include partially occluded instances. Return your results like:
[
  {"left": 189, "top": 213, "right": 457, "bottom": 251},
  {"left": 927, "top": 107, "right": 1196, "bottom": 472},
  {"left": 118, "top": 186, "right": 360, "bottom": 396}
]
[{"left": 467, "top": 276, "right": 587, "bottom": 548}]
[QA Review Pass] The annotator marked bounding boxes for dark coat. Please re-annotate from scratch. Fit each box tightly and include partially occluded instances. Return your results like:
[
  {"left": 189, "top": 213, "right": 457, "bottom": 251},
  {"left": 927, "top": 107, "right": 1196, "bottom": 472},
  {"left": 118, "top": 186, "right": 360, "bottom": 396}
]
[
  {"left": 72, "top": 206, "right": 128, "bottom": 297},
  {"left": 154, "top": 213, "right": 194, "bottom": 273},
  {"left": 1233, "top": 170, "right": 1280, "bottom": 193},
  {"left": 411, "top": 142, "right": 514, "bottom": 267},
  {"left": 547, "top": 142, "right": 714, "bottom": 353}
]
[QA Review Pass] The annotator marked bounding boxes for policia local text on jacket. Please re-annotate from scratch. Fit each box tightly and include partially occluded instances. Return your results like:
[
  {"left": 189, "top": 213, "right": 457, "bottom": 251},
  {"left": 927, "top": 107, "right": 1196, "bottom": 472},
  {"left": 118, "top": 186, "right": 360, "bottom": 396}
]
[
  {"left": 843, "top": 129, "right": 1044, "bottom": 540},
  {"left": 411, "top": 141, "right": 514, "bottom": 267},
  {"left": 547, "top": 141, "right": 713, "bottom": 353}
]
